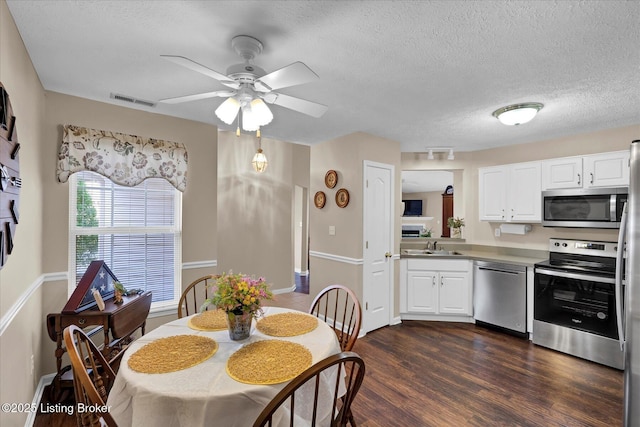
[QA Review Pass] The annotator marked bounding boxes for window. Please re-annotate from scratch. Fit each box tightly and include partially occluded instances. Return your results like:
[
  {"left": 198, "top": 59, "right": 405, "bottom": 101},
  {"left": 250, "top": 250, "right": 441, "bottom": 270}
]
[{"left": 69, "top": 171, "right": 182, "bottom": 311}]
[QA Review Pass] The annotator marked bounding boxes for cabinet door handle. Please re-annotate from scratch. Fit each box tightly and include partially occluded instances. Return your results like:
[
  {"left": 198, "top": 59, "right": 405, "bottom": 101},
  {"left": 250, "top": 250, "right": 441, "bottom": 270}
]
[
  {"left": 432, "top": 277, "right": 436, "bottom": 286},
  {"left": 440, "top": 277, "right": 444, "bottom": 286},
  {"left": 501, "top": 209, "right": 505, "bottom": 220},
  {"left": 590, "top": 172, "right": 594, "bottom": 184},
  {"left": 577, "top": 173, "right": 581, "bottom": 185}
]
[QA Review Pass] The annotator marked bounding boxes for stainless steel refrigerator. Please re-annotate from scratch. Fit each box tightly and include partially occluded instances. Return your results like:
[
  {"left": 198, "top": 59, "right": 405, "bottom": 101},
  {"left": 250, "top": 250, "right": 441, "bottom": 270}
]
[{"left": 617, "top": 139, "right": 640, "bottom": 426}]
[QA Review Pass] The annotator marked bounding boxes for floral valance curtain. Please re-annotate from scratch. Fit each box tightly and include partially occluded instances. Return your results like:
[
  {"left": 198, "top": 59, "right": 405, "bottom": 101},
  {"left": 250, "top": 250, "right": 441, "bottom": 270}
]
[{"left": 57, "top": 124, "right": 188, "bottom": 192}]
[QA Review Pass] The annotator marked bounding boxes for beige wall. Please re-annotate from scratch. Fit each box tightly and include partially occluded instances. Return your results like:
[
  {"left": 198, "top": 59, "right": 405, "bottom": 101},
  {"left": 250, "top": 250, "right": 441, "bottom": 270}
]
[
  {"left": 0, "top": 1, "right": 46, "bottom": 424},
  {"left": 37, "top": 92, "right": 219, "bottom": 373},
  {"left": 309, "top": 132, "right": 402, "bottom": 315},
  {"left": 217, "top": 130, "right": 310, "bottom": 291}
]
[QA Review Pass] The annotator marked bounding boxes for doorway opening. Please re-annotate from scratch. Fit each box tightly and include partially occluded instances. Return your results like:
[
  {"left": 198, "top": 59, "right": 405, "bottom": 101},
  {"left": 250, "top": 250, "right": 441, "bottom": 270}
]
[{"left": 294, "top": 185, "right": 309, "bottom": 294}]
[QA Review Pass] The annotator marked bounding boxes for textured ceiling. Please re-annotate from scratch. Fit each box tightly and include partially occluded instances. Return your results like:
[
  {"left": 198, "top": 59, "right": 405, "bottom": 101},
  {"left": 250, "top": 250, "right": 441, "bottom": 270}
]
[{"left": 6, "top": 0, "right": 640, "bottom": 152}]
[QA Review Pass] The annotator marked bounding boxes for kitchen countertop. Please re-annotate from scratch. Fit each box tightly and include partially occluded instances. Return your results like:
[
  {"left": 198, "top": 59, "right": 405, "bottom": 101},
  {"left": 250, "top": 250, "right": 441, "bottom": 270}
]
[{"left": 400, "top": 243, "right": 547, "bottom": 268}]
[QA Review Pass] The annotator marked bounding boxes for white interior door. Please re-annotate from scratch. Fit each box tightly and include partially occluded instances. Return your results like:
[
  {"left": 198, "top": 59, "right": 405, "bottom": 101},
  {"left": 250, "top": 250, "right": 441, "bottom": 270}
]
[{"left": 363, "top": 161, "right": 394, "bottom": 332}]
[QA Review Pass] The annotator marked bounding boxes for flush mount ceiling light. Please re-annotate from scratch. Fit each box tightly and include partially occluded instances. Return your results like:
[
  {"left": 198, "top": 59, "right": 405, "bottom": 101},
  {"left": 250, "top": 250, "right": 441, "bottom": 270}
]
[{"left": 492, "top": 103, "right": 544, "bottom": 126}]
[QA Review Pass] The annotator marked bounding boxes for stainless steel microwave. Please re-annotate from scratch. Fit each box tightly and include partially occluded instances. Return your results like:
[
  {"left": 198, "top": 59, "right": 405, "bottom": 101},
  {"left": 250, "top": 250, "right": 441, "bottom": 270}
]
[{"left": 542, "top": 187, "right": 628, "bottom": 229}]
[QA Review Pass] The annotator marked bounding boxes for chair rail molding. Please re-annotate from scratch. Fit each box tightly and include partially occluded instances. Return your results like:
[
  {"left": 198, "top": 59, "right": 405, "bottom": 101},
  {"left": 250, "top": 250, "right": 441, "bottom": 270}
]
[
  {"left": 182, "top": 260, "right": 217, "bottom": 270},
  {"left": 309, "top": 251, "right": 364, "bottom": 265},
  {"left": 0, "top": 272, "right": 67, "bottom": 336}
]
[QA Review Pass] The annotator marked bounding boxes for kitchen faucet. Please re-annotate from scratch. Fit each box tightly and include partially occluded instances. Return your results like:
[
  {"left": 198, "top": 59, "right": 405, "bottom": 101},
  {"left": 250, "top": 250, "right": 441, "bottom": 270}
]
[{"left": 432, "top": 241, "right": 438, "bottom": 251}]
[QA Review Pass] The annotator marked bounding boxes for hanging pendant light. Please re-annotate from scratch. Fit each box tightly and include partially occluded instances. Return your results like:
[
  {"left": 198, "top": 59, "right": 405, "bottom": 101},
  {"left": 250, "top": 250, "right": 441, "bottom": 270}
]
[{"left": 252, "top": 130, "right": 268, "bottom": 173}]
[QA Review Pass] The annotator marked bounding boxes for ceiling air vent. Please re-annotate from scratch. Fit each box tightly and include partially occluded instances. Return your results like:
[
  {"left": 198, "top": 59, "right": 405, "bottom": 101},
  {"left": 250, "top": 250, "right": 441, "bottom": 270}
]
[{"left": 110, "top": 93, "right": 156, "bottom": 108}]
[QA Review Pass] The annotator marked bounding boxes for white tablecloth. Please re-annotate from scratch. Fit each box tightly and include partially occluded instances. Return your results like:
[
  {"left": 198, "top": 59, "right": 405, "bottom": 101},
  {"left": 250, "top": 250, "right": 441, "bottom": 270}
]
[{"left": 107, "top": 306, "right": 342, "bottom": 427}]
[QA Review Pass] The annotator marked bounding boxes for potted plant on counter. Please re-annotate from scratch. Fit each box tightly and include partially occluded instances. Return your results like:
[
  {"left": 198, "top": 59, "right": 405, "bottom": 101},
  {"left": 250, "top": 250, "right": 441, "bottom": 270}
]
[{"left": 447, "top": 217, "right": 465, "bottom": 239}]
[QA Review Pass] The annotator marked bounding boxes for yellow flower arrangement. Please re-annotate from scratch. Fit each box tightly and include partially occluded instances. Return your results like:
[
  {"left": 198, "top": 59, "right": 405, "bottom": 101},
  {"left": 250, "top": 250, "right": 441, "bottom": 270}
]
[{"left": 202, "top": 272, "right": 273, "bottom": 318}]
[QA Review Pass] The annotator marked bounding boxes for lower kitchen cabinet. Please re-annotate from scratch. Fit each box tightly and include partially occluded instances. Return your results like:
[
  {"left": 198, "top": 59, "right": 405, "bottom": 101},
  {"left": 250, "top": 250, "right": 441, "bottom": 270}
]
[{"left": 400, "top": 258, "right": 473, "bottom": 322}]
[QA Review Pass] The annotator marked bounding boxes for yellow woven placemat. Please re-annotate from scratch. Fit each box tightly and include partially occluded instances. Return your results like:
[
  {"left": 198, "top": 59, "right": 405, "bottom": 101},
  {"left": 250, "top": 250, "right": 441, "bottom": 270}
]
[
  {"left": 226, "top": 340, "right": 312, "bottom": 385},
  {"left": 256, "top": 312, "right": 318, "bottom": 337},
  {"left": 128, "top": 335, "right": 218, "bottom": 374},
  {"left": 188, "top": 310, "right": 228, "bottom": 331}
]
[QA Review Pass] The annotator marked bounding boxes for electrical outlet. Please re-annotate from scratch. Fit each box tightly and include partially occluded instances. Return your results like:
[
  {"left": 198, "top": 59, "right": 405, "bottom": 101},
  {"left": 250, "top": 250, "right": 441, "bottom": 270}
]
[
  {"left": 329, "top": 226, "right": 336, "bottom": 236},
  {"left": 494, "top": 228, "right": 501, "bottom": 237}
]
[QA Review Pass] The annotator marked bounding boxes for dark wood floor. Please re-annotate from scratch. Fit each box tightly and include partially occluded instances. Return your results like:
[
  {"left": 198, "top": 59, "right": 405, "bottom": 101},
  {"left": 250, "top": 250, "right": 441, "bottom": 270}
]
[
  {"left": 351, "top": 321, "right": 623, "bottom": 427},
  {"left": 35, "top": 292, "right": 623, "bottom": 427}
]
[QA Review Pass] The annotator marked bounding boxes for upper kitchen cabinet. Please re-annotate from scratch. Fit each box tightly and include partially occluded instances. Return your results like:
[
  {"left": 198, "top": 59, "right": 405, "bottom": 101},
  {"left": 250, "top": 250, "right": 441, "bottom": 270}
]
[
  {"left": 479, "top": 161, "right": 541, "bottom": 223},
  {"left": 542, "top": 150, "right": 629, "bottom": 190}
]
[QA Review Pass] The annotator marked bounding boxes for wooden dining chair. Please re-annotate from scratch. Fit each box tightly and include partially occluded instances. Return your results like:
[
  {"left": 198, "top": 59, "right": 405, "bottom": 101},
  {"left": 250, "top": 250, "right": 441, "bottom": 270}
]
[
  {"left": 253, "top": 351, "right": 366, "bottom": 427},
  {"left": 309, "top": 285, "right": 362, "bottom": 351},
  {"left": 177, "top": 274, "right": 219, "bottom": 318},
  {"left": 63, "top": 325, "right": 117, "bottom": 427}
]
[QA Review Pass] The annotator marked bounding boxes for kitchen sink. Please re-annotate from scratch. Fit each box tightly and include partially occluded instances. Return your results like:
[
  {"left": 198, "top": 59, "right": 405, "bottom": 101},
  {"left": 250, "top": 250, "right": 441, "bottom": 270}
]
[{"left": 401, "top": 249, "right": 463, "bottom": 256}]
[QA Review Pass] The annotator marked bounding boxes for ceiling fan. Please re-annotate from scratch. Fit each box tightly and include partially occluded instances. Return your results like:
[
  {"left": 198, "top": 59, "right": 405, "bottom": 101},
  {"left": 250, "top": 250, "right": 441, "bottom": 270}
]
[{"left": 160, "top": 35, "right": 328, "bottom": 132}]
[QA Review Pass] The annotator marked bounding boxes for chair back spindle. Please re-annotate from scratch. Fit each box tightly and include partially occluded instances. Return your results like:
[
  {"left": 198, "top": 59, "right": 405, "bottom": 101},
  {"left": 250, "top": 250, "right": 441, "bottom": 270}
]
[
  {"left": 253, "top": 352, "right": 366, "bottom": 427},
  {"left": 178, "top": 274, "right": 219, "bottom": 318},
  {"left": 63, "top": 325, "right": 117, "bottom": 427},
  {"left": 309, "top": 285, "right": 362, "bottom": 351}
]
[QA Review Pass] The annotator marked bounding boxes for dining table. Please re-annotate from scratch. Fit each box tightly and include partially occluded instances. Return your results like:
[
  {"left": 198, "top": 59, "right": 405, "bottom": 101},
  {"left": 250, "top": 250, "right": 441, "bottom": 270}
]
[{"left": 107, "top": 306, "right": 343, "bottom": 427}]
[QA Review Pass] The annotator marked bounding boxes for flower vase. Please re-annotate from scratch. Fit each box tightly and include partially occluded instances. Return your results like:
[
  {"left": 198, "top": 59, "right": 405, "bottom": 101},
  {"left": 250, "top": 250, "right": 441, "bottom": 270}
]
[
  {"left": 452, "top": 228, "right": 462, "bottom": 239},
  {"left": 226, "top": 310, "right": 253, "bottom": 340}
]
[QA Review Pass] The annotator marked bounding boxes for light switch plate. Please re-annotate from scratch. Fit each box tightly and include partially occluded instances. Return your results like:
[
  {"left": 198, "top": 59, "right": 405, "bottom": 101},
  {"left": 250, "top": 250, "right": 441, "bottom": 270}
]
[
  {"left": 494, "top": 228, "right": 501, "bottom": 237},
  {"left": 329, "top": 226, "right": 336, "bottom": 235}
]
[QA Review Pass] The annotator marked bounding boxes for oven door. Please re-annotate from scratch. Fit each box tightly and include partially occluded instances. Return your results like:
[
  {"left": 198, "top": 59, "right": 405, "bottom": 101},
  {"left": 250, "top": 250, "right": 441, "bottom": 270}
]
[{"left": 534, "top": 267, "right": 618, "bottom": 340}]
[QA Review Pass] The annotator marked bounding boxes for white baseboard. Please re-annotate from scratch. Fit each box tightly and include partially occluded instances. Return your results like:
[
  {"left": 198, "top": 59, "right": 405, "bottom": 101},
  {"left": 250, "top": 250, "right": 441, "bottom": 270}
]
[
  {"left": 25, "top": 373, "right": 56, "bottom": 427},
  {"left": 272, "top": 285, "right": 296, "bottom": 295}
]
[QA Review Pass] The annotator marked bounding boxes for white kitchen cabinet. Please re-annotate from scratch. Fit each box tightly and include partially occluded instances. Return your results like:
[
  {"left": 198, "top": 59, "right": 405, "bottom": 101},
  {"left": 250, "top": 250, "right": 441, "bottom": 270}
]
[
  {"left": 542, "top": 150, "right": 629, "bottom": 190},
  {"left": 479, "top": 161, "right": 541, "bottom": 223},
  {"left": 406, "top": 270, "right": 438, "bottom": 313},
  {"left": 583, "top": 151, "right": 630, "bottom": 188},
  {"left": 542, "top": 156, "right": 583, "bottom": 189},
  {"left": 478, "top": 166, "right": 507, "bottom": 221},
  {"left": 400, "top": 259, "right": 473, "bottom": 321}
]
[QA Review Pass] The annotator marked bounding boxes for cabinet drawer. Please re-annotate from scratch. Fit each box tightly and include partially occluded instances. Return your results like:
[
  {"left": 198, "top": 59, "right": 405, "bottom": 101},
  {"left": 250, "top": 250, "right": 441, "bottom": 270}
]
[{"left": 406, "top": 258, "right": 469, "bottom": 271}]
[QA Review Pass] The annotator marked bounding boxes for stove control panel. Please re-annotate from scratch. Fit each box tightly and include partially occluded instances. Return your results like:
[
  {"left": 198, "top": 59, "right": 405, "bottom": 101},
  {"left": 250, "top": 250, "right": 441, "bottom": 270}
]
[{"left": 549, "top": 238, "right": 618, "bottom": 258}]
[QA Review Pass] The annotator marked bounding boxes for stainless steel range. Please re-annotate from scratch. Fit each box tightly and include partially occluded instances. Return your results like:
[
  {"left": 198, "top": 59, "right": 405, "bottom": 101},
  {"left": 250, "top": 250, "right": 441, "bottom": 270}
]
[{"left": 533, "top": 238, "right": 623, "bottom": 369}]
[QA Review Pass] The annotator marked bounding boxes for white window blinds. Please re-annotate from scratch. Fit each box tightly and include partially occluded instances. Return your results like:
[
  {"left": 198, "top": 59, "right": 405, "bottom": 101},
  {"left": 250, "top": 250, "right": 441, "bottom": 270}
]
[{"left": 69, "top": 171, "right": 182, "bottom": 310}]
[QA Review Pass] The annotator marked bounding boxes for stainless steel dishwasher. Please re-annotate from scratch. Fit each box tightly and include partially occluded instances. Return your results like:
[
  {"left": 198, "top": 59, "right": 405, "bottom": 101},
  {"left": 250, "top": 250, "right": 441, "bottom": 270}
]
[{"left": 473, "top": 261, "right": 527, "bottom": 335}]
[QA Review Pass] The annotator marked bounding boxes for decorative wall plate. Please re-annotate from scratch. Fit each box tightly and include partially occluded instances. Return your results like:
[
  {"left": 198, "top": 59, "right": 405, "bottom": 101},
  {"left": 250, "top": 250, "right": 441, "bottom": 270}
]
[
  {"left": 314, "top": 191, "right": 326, "bottom": 209},
  {"left": 335, "top": 188, "right": 350, "bottom": 208},
  {"left": 324, "top": 170, "right": 338, "bottom": 189}
]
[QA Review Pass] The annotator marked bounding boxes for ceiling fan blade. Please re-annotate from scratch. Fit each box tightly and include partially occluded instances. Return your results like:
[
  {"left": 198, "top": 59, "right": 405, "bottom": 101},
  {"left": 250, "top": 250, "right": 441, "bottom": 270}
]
[
  {"left": 254, "top": 61, "right": 319, "bottom": 92},
  {"left": 264, "top": 93, "right": 328, "bottom": 118},
  {"left": 161, "top": 55, "right": 239, "bottom": 89},
  {"left": 160, "top": 90, "right": 235, "bottom": 104}
]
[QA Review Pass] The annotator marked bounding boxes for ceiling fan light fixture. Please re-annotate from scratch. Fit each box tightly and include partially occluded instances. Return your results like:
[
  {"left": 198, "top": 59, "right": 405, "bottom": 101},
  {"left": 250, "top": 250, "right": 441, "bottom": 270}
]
[
  {"left": 250, "top": 98, "right": 273, "bottom": 126},
  {"left": 215, "top": 97, "right": 240, "bottom": 125},
  {"left": 492, "top": 102, "right": 543, "bottom": 126}
]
